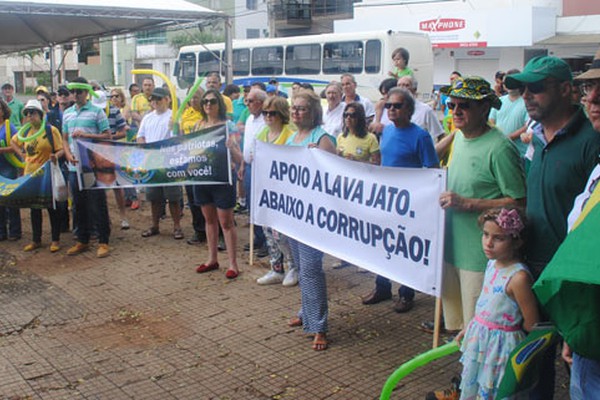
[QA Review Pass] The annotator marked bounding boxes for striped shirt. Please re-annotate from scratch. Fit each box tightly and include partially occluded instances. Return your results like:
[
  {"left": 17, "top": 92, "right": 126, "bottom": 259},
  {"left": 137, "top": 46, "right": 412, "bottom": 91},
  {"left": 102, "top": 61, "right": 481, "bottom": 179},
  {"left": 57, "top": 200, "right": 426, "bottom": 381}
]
[
  {"left": 62, "top": 101, "right": 110, "bottom": 171},
  {"left": 107, "top": 106, "right": 127, "bottom": 135}
]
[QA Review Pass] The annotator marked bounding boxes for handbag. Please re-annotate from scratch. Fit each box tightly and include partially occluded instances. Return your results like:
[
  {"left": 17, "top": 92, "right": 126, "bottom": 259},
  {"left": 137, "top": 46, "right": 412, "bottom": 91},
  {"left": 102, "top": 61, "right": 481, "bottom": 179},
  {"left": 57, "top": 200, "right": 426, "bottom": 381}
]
[{"left": 51, "top": 160, "right": 68, "bottom": 204}]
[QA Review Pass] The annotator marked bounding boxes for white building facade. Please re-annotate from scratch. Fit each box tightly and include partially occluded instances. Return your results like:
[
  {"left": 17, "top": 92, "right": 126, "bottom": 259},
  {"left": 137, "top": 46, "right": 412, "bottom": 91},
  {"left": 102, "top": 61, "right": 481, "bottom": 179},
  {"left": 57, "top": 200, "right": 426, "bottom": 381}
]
[{"left": 335, "top": 0, "right": 600, "bottom": 86}]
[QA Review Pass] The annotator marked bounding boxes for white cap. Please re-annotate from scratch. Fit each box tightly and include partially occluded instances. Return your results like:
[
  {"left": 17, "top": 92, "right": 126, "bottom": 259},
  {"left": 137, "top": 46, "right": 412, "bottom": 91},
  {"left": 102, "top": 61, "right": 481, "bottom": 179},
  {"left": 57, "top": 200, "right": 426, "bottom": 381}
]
[{"left": 22, "top": 99, "right": 44, "bottom": 116}]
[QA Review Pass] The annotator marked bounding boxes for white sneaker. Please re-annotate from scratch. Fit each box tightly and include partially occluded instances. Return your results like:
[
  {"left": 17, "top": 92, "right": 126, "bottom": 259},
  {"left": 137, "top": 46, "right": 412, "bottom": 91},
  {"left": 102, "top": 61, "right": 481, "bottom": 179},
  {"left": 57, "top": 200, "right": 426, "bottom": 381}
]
[
  {"left": 121, "top": 220, "right": 130, "bottom": 230},
  {"left": 282, "top": 268, "right": 299, "bottom": 287},
  {"left": 257, "top": 270, "right": 284, "bottom": 285}
]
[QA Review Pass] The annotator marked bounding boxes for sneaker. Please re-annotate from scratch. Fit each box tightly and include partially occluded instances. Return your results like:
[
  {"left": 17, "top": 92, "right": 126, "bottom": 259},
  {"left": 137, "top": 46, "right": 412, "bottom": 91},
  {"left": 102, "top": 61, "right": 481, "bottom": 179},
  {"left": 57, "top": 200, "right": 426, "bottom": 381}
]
[
  {"left": 120, "top": 220, "right": 130, "bottom": 230},
  {"left": 97, "top": 244, "right": 110, "bottom": 258},
  {"left": 67, "top": 242, "right": 89, "bottom": 256},
  {"left": 425, "top": 376, "right": 461, "bottom": 400},
  {"left": 257, "top": 270, "right": 285, "bottom": 285},
  {"left": 234, "top": 203, "right": 248, "bottom": 214},
  {"left": 282, "top": 268, "right": 299, "bottom": 287}
]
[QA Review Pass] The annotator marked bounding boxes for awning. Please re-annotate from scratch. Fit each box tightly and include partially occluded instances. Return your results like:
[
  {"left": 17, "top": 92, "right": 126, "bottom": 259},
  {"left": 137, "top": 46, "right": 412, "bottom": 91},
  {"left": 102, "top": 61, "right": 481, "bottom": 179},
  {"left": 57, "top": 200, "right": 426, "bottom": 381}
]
[{"left": 0, "top": 0, "right": 223, "bottom": 54}]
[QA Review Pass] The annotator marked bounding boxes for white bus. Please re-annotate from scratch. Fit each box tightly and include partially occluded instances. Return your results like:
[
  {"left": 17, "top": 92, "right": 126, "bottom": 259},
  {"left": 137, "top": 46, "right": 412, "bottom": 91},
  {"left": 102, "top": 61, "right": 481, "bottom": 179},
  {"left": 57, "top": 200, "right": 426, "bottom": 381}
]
[{"left": 174, "top": 30, "right": 433, "bottom": 101}]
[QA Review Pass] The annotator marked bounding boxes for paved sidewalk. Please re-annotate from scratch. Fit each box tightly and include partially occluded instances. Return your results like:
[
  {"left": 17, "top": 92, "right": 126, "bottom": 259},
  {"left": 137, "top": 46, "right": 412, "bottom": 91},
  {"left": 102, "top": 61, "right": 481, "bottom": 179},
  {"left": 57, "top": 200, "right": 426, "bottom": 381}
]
[{"left": 0, "top": 201, "right": 569, "bottom": 399}]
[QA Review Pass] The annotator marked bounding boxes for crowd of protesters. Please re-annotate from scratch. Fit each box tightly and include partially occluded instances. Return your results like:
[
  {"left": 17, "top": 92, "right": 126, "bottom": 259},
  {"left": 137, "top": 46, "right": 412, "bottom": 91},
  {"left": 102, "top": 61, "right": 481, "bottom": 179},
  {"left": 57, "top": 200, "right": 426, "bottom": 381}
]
[{"left": 2, "top": 44, "right": 600, "bottom": 399}]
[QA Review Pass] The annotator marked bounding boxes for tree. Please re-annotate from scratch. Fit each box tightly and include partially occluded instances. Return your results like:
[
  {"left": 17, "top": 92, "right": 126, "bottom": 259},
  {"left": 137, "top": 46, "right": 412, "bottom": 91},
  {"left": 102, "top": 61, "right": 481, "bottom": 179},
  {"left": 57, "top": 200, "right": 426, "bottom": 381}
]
[{"left": 169, "top": 30, "right": 224, "bottom": 50}]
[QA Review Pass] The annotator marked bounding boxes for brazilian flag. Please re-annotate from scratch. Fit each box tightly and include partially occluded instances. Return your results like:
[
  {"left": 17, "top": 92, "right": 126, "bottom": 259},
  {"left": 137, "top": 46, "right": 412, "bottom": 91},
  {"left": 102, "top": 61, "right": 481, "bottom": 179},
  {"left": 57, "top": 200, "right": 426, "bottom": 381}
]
[{"left": 496, "top": 327, "right": 559, "bottom": 398}]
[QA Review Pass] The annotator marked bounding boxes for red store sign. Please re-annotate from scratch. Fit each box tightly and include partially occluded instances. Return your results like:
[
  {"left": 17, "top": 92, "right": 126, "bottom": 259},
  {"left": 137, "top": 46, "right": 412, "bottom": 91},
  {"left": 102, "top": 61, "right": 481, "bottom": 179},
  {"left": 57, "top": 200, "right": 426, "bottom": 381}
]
[{"left": 419, "top": 18, "right": 466, "bottom": 32}]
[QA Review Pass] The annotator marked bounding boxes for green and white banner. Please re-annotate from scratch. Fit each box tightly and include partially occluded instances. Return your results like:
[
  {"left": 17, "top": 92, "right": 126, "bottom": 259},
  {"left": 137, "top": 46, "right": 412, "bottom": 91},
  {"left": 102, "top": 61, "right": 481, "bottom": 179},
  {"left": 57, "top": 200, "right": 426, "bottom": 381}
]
[{"left": 75, "top": 125, "right": 231, "bottom": 189}]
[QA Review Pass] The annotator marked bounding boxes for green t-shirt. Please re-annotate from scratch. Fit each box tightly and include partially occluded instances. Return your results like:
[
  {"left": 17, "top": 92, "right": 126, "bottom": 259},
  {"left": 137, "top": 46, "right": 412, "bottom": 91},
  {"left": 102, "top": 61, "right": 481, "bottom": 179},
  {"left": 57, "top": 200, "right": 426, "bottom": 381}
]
[{"left": 444, "top": 127, "right": 526, "bottom": 271}]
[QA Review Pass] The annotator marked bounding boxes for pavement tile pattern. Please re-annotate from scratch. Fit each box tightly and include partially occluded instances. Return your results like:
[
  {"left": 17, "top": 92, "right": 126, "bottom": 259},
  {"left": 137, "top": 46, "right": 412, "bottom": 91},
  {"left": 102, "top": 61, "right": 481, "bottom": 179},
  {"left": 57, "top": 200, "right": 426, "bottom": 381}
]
[{"left": 0, "top": 200, "right": 569, "bottom": 399}]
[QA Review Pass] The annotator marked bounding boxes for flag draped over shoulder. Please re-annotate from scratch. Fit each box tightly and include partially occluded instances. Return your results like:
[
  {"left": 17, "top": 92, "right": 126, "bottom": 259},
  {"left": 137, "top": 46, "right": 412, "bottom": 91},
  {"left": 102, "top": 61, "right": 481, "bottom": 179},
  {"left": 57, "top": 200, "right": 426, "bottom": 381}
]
[
  {"left": 533, "top": 202, "right": 600, "bottom": 360},
  {"left": 0, "top": 162, "right": 52, "bottom": 209}
]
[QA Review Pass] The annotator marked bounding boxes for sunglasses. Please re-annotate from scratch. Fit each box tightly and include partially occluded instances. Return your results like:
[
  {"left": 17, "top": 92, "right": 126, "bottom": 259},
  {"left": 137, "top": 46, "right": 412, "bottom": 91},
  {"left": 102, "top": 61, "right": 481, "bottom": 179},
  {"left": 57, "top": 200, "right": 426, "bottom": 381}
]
[
  {"left": 202, "top": 98, "right": 218, "bottom": 105},
  {"left": 110, "top": 94, "right": 120, "bottom": 99},
  {"left": 23, "top": 110, "right": 39, "bottom": 117},
  {"left": 70, "top": 89, "right": 86, "bottom": 95},
  {"left": 262, "top": 110, "right": 279, "bottom": 117},
  {"left": 384, "top": 102, "right": 403, "bottom": 110},
  {"left": 343, "top": 112, "right": 357, "bottom": 119},
  {"left": 519, "top": 80, "right": 549, "bottom": 95},
  {"left": 446, "top": 101, "right": 472, "bottom": 111}
]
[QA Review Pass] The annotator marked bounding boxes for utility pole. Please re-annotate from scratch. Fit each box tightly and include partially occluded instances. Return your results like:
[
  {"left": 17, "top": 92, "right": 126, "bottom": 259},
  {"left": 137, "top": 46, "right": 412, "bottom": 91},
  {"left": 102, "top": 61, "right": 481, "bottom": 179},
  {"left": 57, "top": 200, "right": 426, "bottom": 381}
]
[{"left": 224, "top": 16, "right": 233, "bottom": 84}]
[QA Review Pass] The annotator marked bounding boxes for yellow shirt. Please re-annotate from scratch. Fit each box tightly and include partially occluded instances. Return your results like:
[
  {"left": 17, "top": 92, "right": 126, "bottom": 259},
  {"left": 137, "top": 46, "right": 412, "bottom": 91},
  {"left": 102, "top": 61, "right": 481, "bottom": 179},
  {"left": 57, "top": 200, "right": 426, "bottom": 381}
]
[
  {"left": 131, "top": 94, "right": 151, "bottom": 117},
  {"left": 256, "top": 125, "right": 295, "bottom": 145},
  {"left": 180, "top": 107, "right": 204, "bottom": 134},
  {"left": 336, "top": 132, "right": 380, "bottom": 163},
  {"left": 12, "top": 125, "right": 63, "bottom": 175},
  {"left": 223, "top": 95, "right": 234, "bottom": 117}
]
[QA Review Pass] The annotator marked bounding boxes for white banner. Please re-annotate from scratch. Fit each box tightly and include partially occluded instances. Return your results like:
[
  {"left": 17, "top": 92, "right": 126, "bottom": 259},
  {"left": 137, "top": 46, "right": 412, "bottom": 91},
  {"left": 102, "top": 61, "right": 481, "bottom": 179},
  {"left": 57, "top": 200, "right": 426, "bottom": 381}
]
[{"left": 251, "top": 142, "right": 446, "bottom": 297}]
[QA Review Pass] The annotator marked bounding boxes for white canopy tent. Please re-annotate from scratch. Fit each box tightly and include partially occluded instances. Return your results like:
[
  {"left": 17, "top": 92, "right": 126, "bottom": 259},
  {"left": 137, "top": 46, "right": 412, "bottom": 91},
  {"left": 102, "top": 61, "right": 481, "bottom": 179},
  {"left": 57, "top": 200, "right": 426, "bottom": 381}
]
[{"left": 0, "top": 0, "right": 223, "bottom": 54}]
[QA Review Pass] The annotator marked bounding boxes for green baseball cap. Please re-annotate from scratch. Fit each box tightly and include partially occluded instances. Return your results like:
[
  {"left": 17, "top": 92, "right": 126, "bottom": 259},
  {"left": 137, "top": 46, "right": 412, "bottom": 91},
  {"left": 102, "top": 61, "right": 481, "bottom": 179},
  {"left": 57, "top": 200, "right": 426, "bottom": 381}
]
[
  {"left": 504, "top": 56, "right": 572, "bottom": 89},
  {"left": 440, "top": 76, "right": 501, "bottom": 109}
]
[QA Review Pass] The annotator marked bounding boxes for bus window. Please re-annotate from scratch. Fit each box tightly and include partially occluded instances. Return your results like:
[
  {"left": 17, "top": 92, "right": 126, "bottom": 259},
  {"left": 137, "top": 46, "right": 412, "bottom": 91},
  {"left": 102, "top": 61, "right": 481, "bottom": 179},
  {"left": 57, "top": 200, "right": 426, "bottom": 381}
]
[
  {"left": 178, "top": 52, "right": 196, "bottom": 88},
  {"left": 365, "top": 40, "right": 382, "bottom": 73},
  {"left": 233, "top": 49, "right": 250, "bottom": 76},
  {"left": 285, "top": 44, "right": 321, "bottom": 75},
  {"left": 252, "top": 46, "right": 284, "bottom": 75},
  {"left": 198, "top": 50, "right": 221, "bottom": 76},
  {"left": 323, "top": 41, "right": 363, "bottom": 74}
]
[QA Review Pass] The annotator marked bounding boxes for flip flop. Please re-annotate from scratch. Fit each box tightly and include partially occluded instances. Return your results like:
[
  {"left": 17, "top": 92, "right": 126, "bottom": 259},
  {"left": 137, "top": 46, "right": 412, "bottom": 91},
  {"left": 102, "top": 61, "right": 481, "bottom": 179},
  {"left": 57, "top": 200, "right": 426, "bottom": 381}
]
[{"left": 141, "top": 227, "right": 160, "bottom": 238}]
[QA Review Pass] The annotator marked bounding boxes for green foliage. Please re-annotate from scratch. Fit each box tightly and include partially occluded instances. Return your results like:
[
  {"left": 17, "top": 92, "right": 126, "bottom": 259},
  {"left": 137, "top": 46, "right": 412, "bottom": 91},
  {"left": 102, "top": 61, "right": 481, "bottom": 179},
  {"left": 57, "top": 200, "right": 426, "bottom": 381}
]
[
  {"left": 169, "top": 30, "right": 224, "bottom": 50},
  {"left": 36, "top": 72, "right": 52, "bottom": 87}
]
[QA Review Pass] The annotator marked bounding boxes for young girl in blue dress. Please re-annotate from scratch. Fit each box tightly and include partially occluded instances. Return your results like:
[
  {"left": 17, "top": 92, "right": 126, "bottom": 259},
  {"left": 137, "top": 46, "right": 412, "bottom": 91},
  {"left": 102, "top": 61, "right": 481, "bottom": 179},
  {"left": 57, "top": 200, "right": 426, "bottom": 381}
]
[{"left": 457, "top": 208, "right": 540, "bottom": 399}]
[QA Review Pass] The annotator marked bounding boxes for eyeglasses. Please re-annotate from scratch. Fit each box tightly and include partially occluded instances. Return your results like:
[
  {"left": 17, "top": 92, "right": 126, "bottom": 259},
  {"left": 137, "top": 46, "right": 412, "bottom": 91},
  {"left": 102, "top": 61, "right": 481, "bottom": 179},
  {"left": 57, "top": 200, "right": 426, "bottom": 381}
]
[
  {"left": 384, "top": 102, "right": 403, "bottom": 110},
  {"left": 245, "top": 98, "right": 257, "bottom": 104},
  {"left": 202, "top": 98, "right": 218, "bottom": 105},
  {"left": 110, "top": 94, "right": 120, "bottom": 99},
  {"left": 446, "top": 101, "right": 472, "bottom": 111},
  {"left": 262, "top": 110, "right": 279, "bottom": 117},
  {"left": 343, "top": 112, "right": 357, "bottom": 119},
  {"left": 70, "top": 89, "right": 86, "bottom": 95},
  {"left": 581, "top": 80, "right": 600, "bottom": 96},
  {"left": 291, "top": 106, "right": 308, "bottom": 113}
]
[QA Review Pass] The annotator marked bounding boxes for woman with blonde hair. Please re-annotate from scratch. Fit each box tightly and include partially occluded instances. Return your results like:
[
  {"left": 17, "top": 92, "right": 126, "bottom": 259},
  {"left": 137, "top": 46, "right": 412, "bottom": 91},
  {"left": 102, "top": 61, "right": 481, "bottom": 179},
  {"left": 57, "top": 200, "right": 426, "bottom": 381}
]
[{"left": 255, "top": 96, "right": 298, "bottom": 286}]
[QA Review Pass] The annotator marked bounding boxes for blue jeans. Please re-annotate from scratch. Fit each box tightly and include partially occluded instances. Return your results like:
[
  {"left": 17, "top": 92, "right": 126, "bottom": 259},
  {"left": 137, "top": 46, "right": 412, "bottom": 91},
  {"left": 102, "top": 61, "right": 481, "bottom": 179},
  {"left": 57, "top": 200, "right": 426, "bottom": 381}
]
[
  {"left": 570, "top": 352, "right": 600, "bottom": 400},
  {"left": 68, "top": 172, "right": 110, "bottom": 244},
  {"left": 375, "top": 275, "right": 415, "bottom": 301},
  {"left": 244, "top": 163, "right": 265, "bottom": 246}
]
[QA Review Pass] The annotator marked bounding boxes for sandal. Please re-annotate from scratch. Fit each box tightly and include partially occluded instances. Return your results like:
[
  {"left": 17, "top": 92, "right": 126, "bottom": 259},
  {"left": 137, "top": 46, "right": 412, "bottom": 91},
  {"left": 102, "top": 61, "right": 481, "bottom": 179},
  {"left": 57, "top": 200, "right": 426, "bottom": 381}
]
[
  {"left": 312, "top": 333, "right": 328, "bottom": 351},
  {"left": 288, "top": 317, "right": 303, "bottom": 327},
  {"left": 141, "top": 227, "right": 160, "bottom": 238},
  {"left": 173, "top": 228, "right": 184, "bottom": 240}
]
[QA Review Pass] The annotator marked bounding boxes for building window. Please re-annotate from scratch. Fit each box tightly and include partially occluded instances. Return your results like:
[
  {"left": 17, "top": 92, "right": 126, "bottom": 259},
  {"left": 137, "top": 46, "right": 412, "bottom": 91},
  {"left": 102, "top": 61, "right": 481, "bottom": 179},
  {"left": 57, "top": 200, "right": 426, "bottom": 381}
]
[
  {"left": 247, "top": 29, "right": 260, "bottom": 39},
  {"left": 136, "top": 29, "right": 167, "bottom": 45},
  {"left": 247, "top": 0, "right": 257, "bottom": 10}
]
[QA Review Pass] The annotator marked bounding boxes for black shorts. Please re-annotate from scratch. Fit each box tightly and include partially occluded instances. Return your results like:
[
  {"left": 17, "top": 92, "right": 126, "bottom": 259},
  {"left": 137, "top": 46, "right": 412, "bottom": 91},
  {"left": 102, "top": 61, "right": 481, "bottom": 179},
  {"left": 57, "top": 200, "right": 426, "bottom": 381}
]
[{"left": 193, "top": 184, "right": 236, "bottom": 210}]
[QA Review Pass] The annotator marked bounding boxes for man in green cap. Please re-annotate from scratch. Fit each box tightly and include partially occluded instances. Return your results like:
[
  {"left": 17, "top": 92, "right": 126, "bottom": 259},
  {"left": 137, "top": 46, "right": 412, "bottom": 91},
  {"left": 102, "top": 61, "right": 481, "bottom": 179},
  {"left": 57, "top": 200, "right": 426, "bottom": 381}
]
[
  {"left": 426, "top": 76, "right": 526, "bottom": 399},
  {"left": 505, "top": 55, "right": 600, "bottom": 399}
]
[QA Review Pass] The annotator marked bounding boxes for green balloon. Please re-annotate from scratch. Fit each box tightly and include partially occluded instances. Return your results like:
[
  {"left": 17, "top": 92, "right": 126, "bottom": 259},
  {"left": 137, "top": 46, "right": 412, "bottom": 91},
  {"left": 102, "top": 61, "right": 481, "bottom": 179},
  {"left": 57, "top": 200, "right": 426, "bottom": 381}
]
[{"left": 379, "top": 341, "right": 459, "bottom": 400}]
